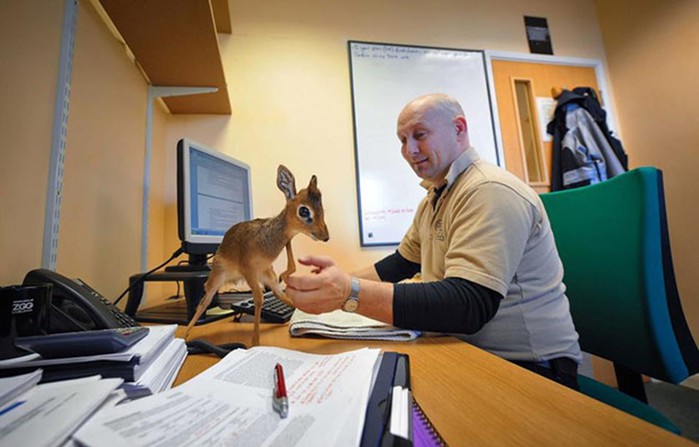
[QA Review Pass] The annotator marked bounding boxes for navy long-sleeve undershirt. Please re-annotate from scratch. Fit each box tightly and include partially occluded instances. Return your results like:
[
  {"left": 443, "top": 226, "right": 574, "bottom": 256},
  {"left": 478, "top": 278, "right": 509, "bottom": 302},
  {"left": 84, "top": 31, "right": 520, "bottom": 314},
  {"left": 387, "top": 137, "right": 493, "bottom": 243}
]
[{"left": 374, "top": 250, "right": 502, "bottom": 334}]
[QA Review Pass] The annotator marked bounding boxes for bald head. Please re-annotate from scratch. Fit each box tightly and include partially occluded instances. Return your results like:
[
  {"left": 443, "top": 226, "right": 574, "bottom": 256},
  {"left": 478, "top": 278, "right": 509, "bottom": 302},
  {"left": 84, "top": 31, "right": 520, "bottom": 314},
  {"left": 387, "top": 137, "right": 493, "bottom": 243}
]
[
  {"left": 400, "top": 93, "right": 465, "bottom": 123},
  {"left": 396, "top": 94, "right": 470, "bottom": 183}
]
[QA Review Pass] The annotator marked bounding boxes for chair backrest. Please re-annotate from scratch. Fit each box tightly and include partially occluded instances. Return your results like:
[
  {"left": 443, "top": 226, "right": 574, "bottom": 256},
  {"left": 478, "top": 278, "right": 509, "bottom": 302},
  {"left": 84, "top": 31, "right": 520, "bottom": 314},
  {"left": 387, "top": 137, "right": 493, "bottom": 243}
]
[{"left": 541, "top": 167, "right": 698, "bottom": 384}]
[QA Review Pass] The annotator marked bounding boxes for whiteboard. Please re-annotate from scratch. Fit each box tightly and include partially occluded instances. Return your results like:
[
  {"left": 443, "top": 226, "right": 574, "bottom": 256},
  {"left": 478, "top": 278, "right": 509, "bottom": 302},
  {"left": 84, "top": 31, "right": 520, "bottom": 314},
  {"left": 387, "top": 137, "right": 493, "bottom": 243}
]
[{"left": 348, "top": 41, "right": 499, "bottom": 246}]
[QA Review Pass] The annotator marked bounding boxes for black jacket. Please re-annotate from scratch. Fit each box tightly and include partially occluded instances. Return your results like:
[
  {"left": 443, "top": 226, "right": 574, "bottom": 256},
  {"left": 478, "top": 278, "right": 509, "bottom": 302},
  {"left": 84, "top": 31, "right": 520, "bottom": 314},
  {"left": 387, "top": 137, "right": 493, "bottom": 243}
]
[{"left": 547, "top": 87, "right": 628, "bottom": 190}]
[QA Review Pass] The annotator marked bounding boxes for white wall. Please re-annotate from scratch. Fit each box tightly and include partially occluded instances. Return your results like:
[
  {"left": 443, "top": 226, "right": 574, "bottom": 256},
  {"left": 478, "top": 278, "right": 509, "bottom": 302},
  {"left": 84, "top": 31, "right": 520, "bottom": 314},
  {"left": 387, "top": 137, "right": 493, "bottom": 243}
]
[
  {"left": 596, "top": 0, "right": 699, "bottom": 340},
  {"left": 163, "top": 0, "right": 610, "bottom": 276},
  {"left": 0, "top": 0, "right": 170, "bottom": 301},
  {"left": 0, "top": 1, "right": 63, "bottom": 285}
]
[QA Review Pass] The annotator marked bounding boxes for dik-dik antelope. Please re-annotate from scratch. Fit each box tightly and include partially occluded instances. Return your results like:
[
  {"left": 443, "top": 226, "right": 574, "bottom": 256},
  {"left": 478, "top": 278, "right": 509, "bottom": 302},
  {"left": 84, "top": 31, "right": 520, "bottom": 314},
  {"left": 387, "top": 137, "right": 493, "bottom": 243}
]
[{"left": 184, "top": 165, "right": 329, "bottom": 346}]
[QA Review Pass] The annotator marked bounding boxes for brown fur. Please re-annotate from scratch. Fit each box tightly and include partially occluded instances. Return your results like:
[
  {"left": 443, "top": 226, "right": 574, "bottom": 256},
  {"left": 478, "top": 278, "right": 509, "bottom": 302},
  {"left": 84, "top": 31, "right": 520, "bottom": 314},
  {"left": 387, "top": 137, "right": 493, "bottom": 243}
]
[{"left": 184, "top": 165, "right": 329, "bottom": 346}]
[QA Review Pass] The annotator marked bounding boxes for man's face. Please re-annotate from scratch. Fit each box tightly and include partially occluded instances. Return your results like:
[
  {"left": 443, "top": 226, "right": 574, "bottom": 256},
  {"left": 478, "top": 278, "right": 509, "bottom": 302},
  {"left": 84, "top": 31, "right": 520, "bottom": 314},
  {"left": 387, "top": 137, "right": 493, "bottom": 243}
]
[{"left": 397, "top": 103, "right": 464, "bottom": 184}]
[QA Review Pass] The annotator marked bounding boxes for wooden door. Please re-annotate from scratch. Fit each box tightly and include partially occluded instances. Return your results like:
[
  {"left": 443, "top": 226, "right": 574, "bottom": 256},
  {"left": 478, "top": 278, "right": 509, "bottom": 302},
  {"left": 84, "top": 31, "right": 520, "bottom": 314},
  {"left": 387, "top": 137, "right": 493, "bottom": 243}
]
[
  {"left": 492, "top": 60, "right": 621, "bottom": 386},
  {"left": 492, "top": 61, "right": 600, "bottom": 193}
]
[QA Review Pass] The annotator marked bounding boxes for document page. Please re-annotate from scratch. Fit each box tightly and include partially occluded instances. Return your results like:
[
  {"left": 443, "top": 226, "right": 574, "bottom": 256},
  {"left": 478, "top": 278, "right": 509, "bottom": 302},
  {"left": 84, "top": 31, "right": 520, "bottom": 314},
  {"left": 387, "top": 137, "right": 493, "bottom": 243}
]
[
  {"left": 0, "top": 376, "right": 123, "bottom": 447},
  {"left": 0, "top": 369, "right": 42, "bottom": 408},
  {"left": 74, "top": 347, "right": 380, "bottom": 447}
]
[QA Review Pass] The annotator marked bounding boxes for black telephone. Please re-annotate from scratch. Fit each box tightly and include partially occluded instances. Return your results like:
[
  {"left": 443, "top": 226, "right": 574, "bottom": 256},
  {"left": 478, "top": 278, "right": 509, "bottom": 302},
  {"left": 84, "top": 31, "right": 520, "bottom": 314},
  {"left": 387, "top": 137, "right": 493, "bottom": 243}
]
[{"left": 22, "top": 269, "right": 139, "bottom": 334}]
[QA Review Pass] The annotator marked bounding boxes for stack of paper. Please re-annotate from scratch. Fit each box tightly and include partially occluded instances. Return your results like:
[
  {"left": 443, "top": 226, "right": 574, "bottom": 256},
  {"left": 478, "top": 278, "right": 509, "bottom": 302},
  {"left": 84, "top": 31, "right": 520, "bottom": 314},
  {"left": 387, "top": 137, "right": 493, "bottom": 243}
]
[
  {"left": 289, "top": 309, "right": 421, "bottom": 341},
  {"left": 121, "top": 337, "right": 187, "bottom": 398},
  {"left": 74, "top": 347, "right": 381, "bottom": 447},
  {"left": 0, "top": 369, "right": 42, "bottom": 409},
  {"left": 0, "top": 351, "right": 39, "bottom": 366},
  {"left": 0, "top": 325, "right": 186, "bottom": 397},
  {"left": 0, "top": 375, "right": 123, "bottom": 447}
]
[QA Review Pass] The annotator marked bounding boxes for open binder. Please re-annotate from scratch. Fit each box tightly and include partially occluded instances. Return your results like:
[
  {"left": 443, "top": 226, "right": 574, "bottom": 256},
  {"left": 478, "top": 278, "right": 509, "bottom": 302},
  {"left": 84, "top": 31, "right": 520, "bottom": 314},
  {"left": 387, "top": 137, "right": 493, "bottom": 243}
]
[{"left": 362, "top": 352, "right": 446, "bottom": 447}]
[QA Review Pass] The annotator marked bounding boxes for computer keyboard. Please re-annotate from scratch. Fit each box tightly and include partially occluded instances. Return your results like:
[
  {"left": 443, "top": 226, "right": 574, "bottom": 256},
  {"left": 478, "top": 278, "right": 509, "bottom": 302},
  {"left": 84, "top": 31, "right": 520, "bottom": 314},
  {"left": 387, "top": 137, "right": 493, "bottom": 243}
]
[{"left": 231, "top": 291, "right": 295, "bottom": 323}]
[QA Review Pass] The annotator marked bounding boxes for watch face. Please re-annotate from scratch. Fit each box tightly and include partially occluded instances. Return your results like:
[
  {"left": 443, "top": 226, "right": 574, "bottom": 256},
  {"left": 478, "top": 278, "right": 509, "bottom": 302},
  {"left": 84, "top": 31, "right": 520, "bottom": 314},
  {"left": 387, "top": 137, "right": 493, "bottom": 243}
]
[{"left": 343, "top": 298, "right": 359, "bottom": 312}]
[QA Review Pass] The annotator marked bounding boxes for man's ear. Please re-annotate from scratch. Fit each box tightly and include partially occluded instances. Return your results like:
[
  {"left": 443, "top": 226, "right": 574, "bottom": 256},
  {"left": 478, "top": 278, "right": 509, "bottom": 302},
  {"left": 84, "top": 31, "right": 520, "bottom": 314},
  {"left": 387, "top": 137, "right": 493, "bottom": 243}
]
[
  {"left": 454, "top": 116, "right": 468, "bottom": 136},
  {"left": 454, "top": 115, "right": 468, "bottom": 137}
]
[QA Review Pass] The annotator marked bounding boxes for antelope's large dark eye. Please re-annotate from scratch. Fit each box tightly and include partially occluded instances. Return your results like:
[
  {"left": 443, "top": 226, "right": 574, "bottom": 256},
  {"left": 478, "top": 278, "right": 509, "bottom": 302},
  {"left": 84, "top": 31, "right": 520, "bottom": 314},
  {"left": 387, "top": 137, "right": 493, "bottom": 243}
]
[{"left": 299, "top": 206, "right": 312, "bottom": 222}]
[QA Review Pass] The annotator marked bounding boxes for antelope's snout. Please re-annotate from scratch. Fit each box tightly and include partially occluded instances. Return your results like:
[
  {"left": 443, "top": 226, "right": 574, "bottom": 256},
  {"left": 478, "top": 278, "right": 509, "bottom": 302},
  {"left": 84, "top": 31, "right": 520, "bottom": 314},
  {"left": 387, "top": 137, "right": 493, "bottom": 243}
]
[{"left": 313, "top": 225, "right": 330, "bottom": 242}]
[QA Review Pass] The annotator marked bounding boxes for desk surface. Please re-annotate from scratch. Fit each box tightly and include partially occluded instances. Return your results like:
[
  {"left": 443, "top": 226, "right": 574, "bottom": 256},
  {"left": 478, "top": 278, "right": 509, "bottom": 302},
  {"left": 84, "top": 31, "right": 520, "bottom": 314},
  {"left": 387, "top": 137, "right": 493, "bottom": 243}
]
[{"left": 175, "top": 318, "right": 693, "bottom": 446}]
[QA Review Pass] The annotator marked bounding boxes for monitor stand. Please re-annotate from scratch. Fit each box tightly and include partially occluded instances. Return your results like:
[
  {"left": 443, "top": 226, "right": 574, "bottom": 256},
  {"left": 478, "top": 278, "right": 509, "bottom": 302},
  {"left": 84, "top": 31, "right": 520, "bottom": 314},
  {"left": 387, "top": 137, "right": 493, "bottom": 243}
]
[
  {"left": 164, "top": 253, "right": 211, "bottom": 273},
  {"left": 125, "top": 254, "right": 233, "bottom": 325},
  {"left": 163, "top": 264, "right": 211, "bottom": 273}
]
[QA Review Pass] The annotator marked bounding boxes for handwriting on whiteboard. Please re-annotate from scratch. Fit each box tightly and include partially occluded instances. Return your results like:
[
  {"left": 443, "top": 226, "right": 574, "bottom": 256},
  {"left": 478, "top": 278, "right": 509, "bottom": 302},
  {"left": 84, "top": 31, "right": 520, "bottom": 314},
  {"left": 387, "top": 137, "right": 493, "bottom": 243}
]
[
  {"left": 351, "top": 43, "right": 477, "bottom": 60},
  {"left": 364, "top": 207, "right": 416, "bottom": 221}
]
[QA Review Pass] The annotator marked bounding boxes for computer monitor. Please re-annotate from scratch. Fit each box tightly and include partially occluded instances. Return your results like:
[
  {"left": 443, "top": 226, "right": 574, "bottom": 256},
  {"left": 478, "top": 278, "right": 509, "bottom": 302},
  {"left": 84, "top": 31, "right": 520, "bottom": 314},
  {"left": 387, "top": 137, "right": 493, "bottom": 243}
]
[{"left": 176, "top": 138, "right": 253, "bottom": 269}]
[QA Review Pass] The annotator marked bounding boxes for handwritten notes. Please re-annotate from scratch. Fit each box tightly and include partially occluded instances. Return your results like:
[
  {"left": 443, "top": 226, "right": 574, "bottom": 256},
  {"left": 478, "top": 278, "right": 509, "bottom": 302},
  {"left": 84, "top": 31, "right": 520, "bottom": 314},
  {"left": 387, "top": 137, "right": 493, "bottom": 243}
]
[
  {"left": 351, "top": 43, "right": 481, "bottom": 62},
  {"left": 74, "top": 347, "right": 380, "bottom": 447}
]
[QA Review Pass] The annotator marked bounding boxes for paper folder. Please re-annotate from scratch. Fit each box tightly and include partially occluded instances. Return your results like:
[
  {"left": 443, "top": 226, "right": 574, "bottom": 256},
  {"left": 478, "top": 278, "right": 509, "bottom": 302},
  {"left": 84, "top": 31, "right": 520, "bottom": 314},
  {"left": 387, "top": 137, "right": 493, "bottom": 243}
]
[{"left": 361, "top": 352, "right": 445, "bottom": 447}]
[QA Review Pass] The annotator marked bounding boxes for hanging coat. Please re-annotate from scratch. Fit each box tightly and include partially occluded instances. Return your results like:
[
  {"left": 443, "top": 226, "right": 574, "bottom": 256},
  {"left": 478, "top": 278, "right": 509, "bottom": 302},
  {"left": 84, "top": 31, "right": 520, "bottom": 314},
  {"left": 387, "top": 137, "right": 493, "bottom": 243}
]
[
  {"left": 547, "top": 88, "right": 628, "bottom": 190},
  {"left": 559, "top": 104, "right": 625, "bottom": 188}
]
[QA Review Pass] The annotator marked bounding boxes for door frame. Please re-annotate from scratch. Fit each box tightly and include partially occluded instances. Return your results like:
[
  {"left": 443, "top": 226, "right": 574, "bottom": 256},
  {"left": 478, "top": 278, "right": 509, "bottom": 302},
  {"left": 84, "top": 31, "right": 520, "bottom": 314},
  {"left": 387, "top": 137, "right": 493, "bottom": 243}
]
[{"left": 484, "top": 50, "right": 618, "bottom": 171}]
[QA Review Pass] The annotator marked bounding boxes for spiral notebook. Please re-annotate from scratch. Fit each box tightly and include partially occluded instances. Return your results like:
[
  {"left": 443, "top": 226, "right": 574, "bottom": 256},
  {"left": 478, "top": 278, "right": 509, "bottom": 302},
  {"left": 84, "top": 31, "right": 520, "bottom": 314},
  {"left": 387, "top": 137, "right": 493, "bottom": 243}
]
[{"left": 412, "top": 397, "right": 446, "bottom": 447}]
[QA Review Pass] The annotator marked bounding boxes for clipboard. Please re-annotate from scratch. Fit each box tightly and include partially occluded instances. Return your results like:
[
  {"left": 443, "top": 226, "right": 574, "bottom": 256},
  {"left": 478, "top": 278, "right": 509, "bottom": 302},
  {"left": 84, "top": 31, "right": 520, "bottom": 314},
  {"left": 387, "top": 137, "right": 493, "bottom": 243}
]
[
  {"left": 361, "top": 352, "right": 445, "bottom": 447},
  {"left": 361, "top": 352, "right": 409, "bottom": 446}
]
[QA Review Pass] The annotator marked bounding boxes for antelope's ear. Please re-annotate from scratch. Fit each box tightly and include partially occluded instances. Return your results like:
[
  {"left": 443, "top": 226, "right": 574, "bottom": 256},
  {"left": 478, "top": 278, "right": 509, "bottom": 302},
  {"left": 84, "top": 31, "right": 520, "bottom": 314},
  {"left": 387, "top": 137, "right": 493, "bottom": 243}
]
[
  {"left": 277, "top": 164, "right": 297, "bottom": 200},
  {"left": 308, "top": 175, "right": 318, "bottom": 191}
]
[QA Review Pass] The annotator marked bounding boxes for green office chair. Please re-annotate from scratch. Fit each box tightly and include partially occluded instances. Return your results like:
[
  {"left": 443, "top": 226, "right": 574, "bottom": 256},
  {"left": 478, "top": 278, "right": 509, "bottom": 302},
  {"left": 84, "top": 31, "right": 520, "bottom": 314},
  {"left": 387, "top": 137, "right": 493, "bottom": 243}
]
[{"left": 541, "top": 167, "right": 699, "bottom": 434}]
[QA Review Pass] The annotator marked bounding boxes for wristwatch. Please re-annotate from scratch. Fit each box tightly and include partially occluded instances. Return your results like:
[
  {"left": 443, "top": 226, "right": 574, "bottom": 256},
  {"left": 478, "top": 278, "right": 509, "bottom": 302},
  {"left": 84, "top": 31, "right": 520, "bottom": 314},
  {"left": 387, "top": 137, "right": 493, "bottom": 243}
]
[{"left": 342, "top": 277, "right": 360, "bottom": 312}]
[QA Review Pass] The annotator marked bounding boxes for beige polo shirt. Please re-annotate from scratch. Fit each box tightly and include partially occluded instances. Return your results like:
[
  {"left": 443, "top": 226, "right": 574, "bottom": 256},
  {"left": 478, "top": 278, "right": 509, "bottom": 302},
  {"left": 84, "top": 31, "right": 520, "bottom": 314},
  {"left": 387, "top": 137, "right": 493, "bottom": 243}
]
[{"left": 398, "top": 147, "right": 581, "bottom": 362}]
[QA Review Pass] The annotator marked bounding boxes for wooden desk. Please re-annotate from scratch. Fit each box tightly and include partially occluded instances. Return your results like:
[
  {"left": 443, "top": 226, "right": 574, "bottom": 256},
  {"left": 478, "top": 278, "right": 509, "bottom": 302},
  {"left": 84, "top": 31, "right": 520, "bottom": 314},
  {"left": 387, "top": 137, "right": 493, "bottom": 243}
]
[{"left": 175, "top": 318, "right": 693, "bottom": 446}]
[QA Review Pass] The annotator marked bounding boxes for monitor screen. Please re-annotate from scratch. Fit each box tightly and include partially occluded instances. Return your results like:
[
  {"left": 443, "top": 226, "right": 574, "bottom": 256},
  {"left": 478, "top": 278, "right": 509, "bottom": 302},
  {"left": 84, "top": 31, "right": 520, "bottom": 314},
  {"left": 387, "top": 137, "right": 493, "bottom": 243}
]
[{"left": 177, "top": 139, "right": 252, "bottom": 260}]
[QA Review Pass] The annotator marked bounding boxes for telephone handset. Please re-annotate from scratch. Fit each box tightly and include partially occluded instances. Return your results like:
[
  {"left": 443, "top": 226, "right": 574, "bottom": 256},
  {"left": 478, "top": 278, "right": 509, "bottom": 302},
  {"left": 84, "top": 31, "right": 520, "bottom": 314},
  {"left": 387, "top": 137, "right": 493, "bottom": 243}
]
[{"left": 22, "top": 269, "right": 139, "bottom": 333}]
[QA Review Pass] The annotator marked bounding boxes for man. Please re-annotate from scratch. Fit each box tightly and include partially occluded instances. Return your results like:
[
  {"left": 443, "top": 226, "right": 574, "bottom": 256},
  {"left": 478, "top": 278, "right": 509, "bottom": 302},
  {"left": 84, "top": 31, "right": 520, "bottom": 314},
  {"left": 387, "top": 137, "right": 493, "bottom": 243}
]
[{"left": 285, "top": 93, "right": 582, "bottom": 389}]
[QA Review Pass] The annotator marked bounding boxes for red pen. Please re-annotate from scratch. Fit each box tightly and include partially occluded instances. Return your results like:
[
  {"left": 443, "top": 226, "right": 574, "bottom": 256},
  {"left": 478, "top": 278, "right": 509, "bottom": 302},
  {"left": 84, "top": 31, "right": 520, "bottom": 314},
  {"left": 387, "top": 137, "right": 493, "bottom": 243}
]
[{"left": 273, "top": 363, "right": 288, "bottom": 418}]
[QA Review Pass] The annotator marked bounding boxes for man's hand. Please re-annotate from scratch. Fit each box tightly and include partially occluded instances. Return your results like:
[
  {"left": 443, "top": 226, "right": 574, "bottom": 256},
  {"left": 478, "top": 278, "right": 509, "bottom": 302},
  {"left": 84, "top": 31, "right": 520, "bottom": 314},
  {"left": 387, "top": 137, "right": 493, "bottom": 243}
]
[{"left": 284, "top": 255, "right": 351, "bottom": 314}]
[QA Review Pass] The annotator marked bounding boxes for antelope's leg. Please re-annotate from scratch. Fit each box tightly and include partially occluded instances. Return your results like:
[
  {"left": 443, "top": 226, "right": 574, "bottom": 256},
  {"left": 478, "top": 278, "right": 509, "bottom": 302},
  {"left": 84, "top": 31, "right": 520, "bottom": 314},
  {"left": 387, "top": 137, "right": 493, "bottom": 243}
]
[
  {"left": 246, "top": 277, "right": 265, "bottom": 346},
  {"left": 279, "top": 241, "right": 296, "bottom": 282},
  {"left": 184, "top": 269, "right": 226, "bottom": 339},
  {"left": 262, "top": 267, "right": 294, "bottom": 308}
]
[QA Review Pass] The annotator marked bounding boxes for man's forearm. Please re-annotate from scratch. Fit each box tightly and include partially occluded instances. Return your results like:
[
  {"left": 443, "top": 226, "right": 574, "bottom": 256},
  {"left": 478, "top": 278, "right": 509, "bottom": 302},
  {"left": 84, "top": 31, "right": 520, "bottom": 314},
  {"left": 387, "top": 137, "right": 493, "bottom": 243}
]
[{"left": 353, "top": 278, "right": 394, "bottom": 324}]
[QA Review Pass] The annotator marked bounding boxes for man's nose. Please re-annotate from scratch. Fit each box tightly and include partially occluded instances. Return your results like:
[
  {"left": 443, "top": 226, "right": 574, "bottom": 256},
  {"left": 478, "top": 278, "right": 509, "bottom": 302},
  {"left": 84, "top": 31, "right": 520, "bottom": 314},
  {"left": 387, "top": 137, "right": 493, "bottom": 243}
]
[{"left": 403, "top": 139, "right": 419, "bottom": 155}]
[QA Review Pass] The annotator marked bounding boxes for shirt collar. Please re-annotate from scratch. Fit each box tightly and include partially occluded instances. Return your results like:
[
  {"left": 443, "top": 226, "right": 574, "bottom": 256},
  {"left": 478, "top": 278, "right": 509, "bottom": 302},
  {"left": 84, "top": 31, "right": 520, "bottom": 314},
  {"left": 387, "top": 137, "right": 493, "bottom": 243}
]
[{"left": 419, "top": 146, "right": 480, "bottom": 191}]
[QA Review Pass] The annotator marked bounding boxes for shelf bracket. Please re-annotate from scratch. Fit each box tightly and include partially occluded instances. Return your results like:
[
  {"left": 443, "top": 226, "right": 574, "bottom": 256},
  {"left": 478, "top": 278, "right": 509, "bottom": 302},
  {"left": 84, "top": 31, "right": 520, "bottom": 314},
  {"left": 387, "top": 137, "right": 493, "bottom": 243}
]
[
  {"left": 42, "top": 0, "right": 79, "bottom": 270},
  {"left": 140, "top": 86, "right": 217, "bottom": 300}
]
